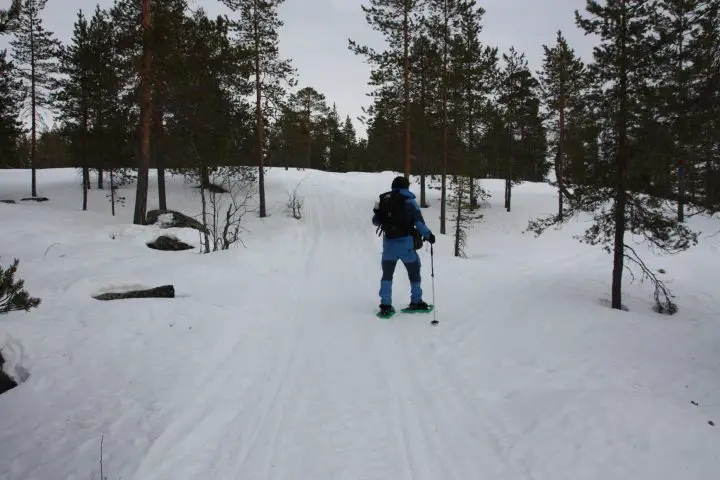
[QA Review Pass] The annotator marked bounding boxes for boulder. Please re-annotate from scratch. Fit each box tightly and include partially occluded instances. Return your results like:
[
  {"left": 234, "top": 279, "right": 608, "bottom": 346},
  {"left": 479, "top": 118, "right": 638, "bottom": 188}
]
[
  {"left": 0, "top": 352, "right": 17, "bottom": 395},
  {"left": 145, "top": 209, "right": 208, "bottom": 233},
  {"left": 94, "top": 285, "right": 175, "bottom": 301},
  {"left": 147, "top": 235, "right": 193, "bottom": 251},
  {"left": 195, "top": 183, "right": 228, "bottom": 193}
]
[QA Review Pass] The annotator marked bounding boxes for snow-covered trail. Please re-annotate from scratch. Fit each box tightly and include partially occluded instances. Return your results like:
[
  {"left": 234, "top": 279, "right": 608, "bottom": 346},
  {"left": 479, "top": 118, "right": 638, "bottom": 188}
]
[{"left": 127, "top": 177, "right": 513, "bottom": 479}]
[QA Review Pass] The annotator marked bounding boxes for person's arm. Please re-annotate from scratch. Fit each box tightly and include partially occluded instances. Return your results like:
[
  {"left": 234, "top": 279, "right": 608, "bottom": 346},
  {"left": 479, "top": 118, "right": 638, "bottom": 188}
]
[
  {"left": 407, "top": 200, "right": 433, "bottom": 239},
  {"left": 372, "top": 200, "right": 382, "bottom": 226}
]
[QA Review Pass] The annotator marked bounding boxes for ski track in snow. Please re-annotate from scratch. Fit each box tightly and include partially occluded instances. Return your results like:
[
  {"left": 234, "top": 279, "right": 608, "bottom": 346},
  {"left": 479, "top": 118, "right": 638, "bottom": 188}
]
[{"left": 1, "top": 169, "right": 719, "bottom": 479}]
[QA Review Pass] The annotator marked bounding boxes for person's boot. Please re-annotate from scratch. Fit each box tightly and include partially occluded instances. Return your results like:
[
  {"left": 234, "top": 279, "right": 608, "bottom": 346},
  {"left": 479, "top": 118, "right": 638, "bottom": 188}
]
[
  {"left": 407, "top": 300, "right": 430, "bottom": 311},
  {"left": 379, "top": 304, "right": 395, "bottom": 316}
]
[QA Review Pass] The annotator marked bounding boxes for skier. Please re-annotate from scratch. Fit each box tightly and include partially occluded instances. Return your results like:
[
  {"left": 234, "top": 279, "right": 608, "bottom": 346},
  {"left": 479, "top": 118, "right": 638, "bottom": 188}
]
[{"left": 372, "top": 176, "right": 436, "bottom": 317}]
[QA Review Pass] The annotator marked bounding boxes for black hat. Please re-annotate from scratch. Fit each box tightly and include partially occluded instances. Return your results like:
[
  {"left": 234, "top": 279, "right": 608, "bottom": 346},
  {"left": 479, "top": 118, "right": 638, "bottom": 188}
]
[{"left": 391, "top": 176, "right": 410, "bottom": 190}]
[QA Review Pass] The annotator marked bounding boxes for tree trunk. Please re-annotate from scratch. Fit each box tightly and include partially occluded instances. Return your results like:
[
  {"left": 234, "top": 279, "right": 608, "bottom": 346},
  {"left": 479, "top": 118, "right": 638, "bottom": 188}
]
[
  {"left": 505, "top": 125, "right": 512, "bottom": 212},
  {"left": 403, "top": 0, "right": 411, "bottom": 178},
  {"left": 611, "top": 1, "right": 628, "bottom": 311},
  {"left": 82, "top": 80, "right": 89, "bottom": 211},
  {"left": 419, "top": 49, "right": 428, "bottom": 208},
  {"left": 30, "top": 18, "right": 37, "bottom": 197},
  {"left": 467, "top": 79, "right": 477, "bottom": 209},
  {"left": 677, "top": 160, "right": 685, "bottom": 222},
  {"left": 439, "top": 4, "right": 449, "bottom": 234},
  {"left": 420, "top": 157, "right": 428, "bottom": 208},
  {"left": 110, "top": 169, "right": 116, "bottom": 216},
  {"left": 133, "top": 0, "right": 153, "bottom": 225},
  {"left": 155, "top": 101, "right": 166, "bottom": 210},
  {"left": 454, "top": 176, "right": 463, "bottom": 257},
  {"left": 558, "top": 102, "right": 565, "bottom": 219},
  {"left": 97, "top": 169, "right": 103, "bottom": 189},
  {"left": 306, "top": 107, "right": 312, "bottom": 169},
  {"left": 201, "top": 165, "right": 210, "bottom": 187},
  {"left": 254, "top": 4, "right": 266, "bottom": 218}
]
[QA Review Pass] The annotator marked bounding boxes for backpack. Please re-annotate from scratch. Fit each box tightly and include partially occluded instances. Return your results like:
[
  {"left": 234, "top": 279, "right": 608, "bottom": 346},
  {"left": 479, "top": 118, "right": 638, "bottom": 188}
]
[{"left": 374, "top": 190, "right": 416, "bottom": 240}]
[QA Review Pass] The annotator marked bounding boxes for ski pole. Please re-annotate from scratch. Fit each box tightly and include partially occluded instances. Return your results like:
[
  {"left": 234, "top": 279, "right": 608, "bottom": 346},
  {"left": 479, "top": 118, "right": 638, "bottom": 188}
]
[{"left": 430, "top": 243, "right": 438, "bottom": 325}]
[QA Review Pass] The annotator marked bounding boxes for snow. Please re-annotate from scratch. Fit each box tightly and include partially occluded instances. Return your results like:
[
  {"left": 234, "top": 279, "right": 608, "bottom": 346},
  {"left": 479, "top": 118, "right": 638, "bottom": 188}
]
[{"left": 0, "top": 167, "right": 719, "bottom": 480}]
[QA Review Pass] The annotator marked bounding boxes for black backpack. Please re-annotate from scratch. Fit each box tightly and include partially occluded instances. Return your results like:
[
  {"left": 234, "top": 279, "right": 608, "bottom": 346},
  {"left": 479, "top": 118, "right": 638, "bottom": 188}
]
[{"left": 374, "top": 191, "right": 418, "bottom": 243}]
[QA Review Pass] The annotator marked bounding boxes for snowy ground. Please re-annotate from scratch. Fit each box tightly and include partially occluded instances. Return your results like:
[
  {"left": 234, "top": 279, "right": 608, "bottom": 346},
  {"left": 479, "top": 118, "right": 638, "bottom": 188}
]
[{"left": 0, "top": 167, "right": 719, "bottom": 480}]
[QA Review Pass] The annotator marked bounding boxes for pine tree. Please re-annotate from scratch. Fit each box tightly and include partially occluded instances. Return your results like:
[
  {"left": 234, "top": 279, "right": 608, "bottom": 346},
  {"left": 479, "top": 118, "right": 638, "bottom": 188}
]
[
  {"left": 361, "top": 87, "right": 404, "bottom": 171},
  {"left": 86, "top": 5, "right": 124, "bottom": 193},
  {"left": 0, "top": 0, "right": 21, "bottom": 34},
  {"left": 324, "top": 104, "right": 344, "bottom": 171},
  {"left": 350, "top": 0, "right": 425, "bottom": 178},
  {"left": 167, "top": 10, "right": 253, "bottom": 190},
  {"left": 538, "top": 30, "right": 589, "bottom": 220},
  {"left": 0, "top": 50, "right": 24, "bottom": 168},
  {"left": 426, "top": 0, "right": 465, "bottom": 234},
  {"left": 651, "top": 0, "right": 719, "bottom": 217},
  {"left": 222, "top": 0, "right": 295, "bottom": 218},
  {"left": 0, "top": 258, "right": 40, "bottom": 313},
  {"left": 450, "top": 0, "right": 498, "bottom": 208},
  {"left": 689, "top": 1, "right": 720, "bottom": 210},
  {"left": 151, "top": 0, "right": 189, "bottom": 209},
  {"left": 132, "top": 0, "right": 153, "bottom": 225},
  {"left": 450, "top": 174, "right": 483, "bottom": 257},
  {"left": 107, "top": 168, "right": 136, "bottom": 216},
  {"left": 340, "top": 115, "right": 358, "bottom": 171},
  {"left": 288, "top": 86, "right": 330, "bottom": 169},
  {"left": 529, "top": 0, "right": 699, "bottom": 314},
  {"left": 10, "top": 0, "right": 60, "bottom": 197},
  {"left": 497, "top": 47, "right": 546, "bottom": 211},
  {"left": 409, "top": 33, "right": 441, "bottom": 207},
  {"left": 54, "top": 10, "right": 94, "bottom": 210}
]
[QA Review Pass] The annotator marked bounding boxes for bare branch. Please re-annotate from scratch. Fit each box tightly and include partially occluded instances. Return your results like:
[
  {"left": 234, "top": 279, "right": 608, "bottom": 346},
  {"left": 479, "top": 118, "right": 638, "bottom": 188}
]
[{"left": 623, "top": 243, "right": 677, "bottom": 314}]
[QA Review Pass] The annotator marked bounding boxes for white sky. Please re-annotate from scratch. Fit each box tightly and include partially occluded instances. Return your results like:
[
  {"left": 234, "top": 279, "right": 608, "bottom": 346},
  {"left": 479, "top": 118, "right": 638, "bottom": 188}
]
[{"left": 1, "top": 0, "right": 599, "bottom": 137}]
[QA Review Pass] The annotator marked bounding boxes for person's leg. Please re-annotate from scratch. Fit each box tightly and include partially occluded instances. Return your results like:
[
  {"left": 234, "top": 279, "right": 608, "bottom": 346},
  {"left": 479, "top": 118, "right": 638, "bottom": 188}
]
[
  {"left": 400, "top": 248, "right": 423, "bottom": 304},
  {"left": 379, "top": 258, "right": 398, "bottom": 306}
]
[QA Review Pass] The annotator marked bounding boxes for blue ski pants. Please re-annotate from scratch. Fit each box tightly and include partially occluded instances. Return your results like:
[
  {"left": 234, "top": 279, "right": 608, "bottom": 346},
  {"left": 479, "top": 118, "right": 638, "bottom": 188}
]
[{"left": 379, "top": 236, "right": 422, "bottom": 305}]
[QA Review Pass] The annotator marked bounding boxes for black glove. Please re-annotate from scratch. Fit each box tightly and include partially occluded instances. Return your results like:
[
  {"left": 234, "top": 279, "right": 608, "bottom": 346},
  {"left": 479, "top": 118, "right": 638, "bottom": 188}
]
[{"left": 426, "top": 234, "right": 436, "bottom": 244}]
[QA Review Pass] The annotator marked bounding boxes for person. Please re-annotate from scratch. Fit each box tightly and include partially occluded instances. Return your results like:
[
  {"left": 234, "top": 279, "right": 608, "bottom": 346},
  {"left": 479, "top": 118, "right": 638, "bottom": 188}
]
[{"left": 372, "top": 176, "right": 436, "bottom": 316}]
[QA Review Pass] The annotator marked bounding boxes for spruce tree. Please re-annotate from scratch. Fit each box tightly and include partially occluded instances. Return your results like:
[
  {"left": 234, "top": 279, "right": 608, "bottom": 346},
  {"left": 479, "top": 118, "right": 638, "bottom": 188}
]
[
  {"left": 0, "top": 50, "right": 24, "bottom": 168},
  {"left": 222, "top": 0, "right": 294, "bottom": 218},
  {"left": 10, "top": 0, "right": 60, "bottom": 197}
]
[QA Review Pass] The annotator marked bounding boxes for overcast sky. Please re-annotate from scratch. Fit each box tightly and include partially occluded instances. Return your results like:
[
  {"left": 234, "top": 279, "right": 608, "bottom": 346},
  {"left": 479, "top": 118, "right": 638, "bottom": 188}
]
[{"left": 1, "top": 0, "right": 598, "bottom": 136}]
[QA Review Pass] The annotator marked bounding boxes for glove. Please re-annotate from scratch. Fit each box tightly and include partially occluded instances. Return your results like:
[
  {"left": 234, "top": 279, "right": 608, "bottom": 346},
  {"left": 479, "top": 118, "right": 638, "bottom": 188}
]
[{"left": 426, "top": 234, "right": 436, "bottom": 244}]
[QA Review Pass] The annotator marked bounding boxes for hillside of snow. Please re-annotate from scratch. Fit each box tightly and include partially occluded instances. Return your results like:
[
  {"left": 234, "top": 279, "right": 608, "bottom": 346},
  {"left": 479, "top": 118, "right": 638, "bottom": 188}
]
[{"left": 0, "top": 167, "right": 719, "bottom": 480}]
